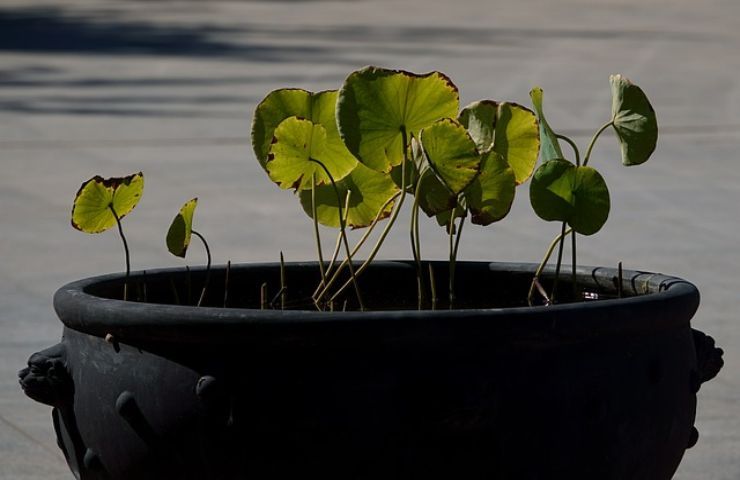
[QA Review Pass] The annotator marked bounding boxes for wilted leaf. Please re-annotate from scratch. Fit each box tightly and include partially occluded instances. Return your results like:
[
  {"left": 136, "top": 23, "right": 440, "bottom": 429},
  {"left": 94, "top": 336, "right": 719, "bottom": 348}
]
[
  {"left": 71, "top": 172, "right": 144, "bottom": 234},
  {"left": 529, "top": 87, "right": 564, "bottom": 163}
]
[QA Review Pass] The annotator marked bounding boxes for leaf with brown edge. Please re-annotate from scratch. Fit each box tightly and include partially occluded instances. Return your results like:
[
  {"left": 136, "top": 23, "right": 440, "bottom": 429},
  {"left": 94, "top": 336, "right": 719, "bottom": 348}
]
[{"left": 71, "top": 172, "right": 144, "bottom": 234}]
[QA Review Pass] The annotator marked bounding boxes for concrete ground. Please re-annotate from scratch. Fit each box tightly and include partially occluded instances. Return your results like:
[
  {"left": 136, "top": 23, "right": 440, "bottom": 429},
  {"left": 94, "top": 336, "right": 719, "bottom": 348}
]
[{"left": 1, "top": 0, "right": 738, "bottom": 477}]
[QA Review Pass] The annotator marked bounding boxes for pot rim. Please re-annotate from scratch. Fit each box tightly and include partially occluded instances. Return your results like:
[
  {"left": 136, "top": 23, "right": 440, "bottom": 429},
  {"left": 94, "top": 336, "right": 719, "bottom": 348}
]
[{"left": 53, "top": 261, "right": 700, "bottom": 345}]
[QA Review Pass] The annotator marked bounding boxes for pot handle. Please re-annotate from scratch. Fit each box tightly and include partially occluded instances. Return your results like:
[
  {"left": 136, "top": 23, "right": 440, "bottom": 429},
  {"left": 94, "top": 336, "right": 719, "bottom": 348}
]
[
  {"left": 18, "top": 343, "right": 73, "bottom": 407},
  {"left": 692, "top": 329, "right": 724, "bottom": 386}
]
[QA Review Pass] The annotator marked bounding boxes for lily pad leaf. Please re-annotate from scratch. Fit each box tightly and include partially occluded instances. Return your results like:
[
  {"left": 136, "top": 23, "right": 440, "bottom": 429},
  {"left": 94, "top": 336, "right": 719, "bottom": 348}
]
[
  {"left": 458, "top": 100, "right": 498, "bottom": 152},
  {"left": 464, "top": 150, "right": 516, "bottom": 226},
  {"left": 493, "top": 102, "right": 539, "bottom": 184},
  {"left": 299, "top": 162, "right": 399, "bottom": 229},
  {"left": 166, "top": 198, "right": 198, "bottom": 258},
  {"left": 420, "top": 118, "right": 481, "bottom": 195},
  {"left": 337, "top": 66, "right": 459, "bottom": 173},
  {"left": 417, "top": 168, "right": 456, "bottom": 217},
  {"left": 610, "top": 74, "right": 658, "bottom": 166},
  {"left": 436, "top": 205, "right": 466, "bottom": 233},
  {"left": 71, "top": 172, "right": 144, "bottom": 234},
  {"left": 267, "top": 116, "right": 355, "bottom": 191},
  {"left": 529, "top": 159, "right": 610, "bottom": 235},
  {"left": 252, "top": 89, "right": 356, "bottom": 176},
  {"left": 529, "top": 87, "right": 563, "bottom": 162}
]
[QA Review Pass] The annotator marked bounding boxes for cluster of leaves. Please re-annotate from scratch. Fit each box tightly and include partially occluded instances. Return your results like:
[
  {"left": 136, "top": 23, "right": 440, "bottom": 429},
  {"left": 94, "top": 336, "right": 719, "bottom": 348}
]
[{"left": 251, "top": 66, "right": 541, "bottom": 307}]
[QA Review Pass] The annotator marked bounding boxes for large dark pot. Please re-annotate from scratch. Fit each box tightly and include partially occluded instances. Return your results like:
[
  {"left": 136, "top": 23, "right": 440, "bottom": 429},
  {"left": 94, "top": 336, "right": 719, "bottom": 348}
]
[{"left": 20, "top": 261, "right": 723, "bottom": 479}]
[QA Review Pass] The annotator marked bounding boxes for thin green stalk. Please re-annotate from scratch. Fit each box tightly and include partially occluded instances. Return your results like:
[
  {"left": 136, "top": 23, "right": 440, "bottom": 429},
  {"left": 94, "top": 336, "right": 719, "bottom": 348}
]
[
  {"left": 192, "top": 230, "right": 211, "bottom": 307},
  {"left": 583, "top": 121, "right": 614, "bottom": 166},
  {"left": 223, "top": 260, "right": 231, "bottom": 308},
  {"left": 309, "top": 159, "right": 364, "bottom": 311},
  {"left": 108, "top": 205, "right": 130, "bottom": 301},
  {"left": 312, "top": 190, "right": 351, "bottom": 303},
  {"left": 326, "top": 130, "right": 410, "bottom": 305},
  {"left": 410, "top": 168, "right": 427, "bottom": 309},
  {"left": 448, "top": 208, "right": 466, "bottom": 309},
  {"left": 314, "top": 191, "right": 401, "bottom": 302},
  {"left": 528, "top": 226, "right": 574, "bottom": 306},
  {"left": 428, "top": 263, "right": 437, "bottom": 311},
  {"left": 572, "top": 231, "right": 578, "bottom": 300},
  {"left": 555, "top": 134, "right": 581, "bottom": 166},
  {"left": 311, "top": 173, "right": 327, "bottom": 286},
  {"left": 279, "top": 251, "right": 286, "bottom": 310},
  {"left": 550, "top": 221, "right": 567, "bottom": 302}
]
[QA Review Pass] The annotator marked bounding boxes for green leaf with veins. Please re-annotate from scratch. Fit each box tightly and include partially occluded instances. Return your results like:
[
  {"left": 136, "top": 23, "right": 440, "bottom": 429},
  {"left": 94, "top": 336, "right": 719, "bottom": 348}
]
[
  {"left": 529, "top": 87, "right": 563, "bottom": 162},
  {"left": 464, "top": 150, "right": 516, "bottom": 226},
  {"left": 458, "top": 100, "right": 498, "bottom": 152},
  {"left": 71, "top": 172, "right": 144, "bottom": 234},
  {"left": 267, "top": 116, "right": 354, "bottom": 191},
  {"left": 493, "top": 102, "right": 539, "bottom": 184},
  {"left": 299, "top": 162, "right": 399, "bottom": 229},
  {"left": 529, "top": 159, "right": 610, "bottom": 235},
  {"left": 420, "top": 118, "right": 481, "bottom": 195},
  {"left": 337, "top": 66, "right": 459, "bottom": 173},
  {"left": 166, "top": 198, "right": 198, "bottom": 258},
  {"left": 610, "top": 74, "right": 658, "bottom": 166}
]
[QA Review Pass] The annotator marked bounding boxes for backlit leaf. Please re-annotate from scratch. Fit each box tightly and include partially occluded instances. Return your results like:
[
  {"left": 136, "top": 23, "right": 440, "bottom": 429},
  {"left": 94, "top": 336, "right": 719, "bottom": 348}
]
[
  {"left": 464, "top": 150, "right": 516, "bottom": 226},
  {"left": 299, "top": 162, "right": 399, "bottom": 229},
  {"left": 458, "top": 100, "right": 498, "bottom": 152},
  {"left": 420, "top": 118, "right": 481, "bottom": 195},
  {"left": 71, "top": 172, "right": 144, "bottom": 234},
  {"left": 166, "top": 198, "right": 198, "bottom": 258},
  {"left": 337, "top": 66, "right": 459, "bottom": 173},
  {"left": 416, "top": 168, "right": 456, "bottom": 217},
  {"left": 493, "top": 102, "right": 539, "bottom": 184}
]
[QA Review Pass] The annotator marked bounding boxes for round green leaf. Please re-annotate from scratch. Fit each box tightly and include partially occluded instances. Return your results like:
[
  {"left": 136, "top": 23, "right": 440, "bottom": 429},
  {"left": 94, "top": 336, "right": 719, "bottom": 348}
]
[
  {"left": 337, "top": 66, "right": 459, "bottom": 173},
  {"left": 299, "top": 162, "right": 399, "bottom": 229},
  {"left": 464, "top": 150, "right": 516, "bottom": 226},
  {"left": 529, "top": 87, "right": 564, "bottom": 162},
  {"left": 529, "top": 159, "right": 610, "bottom": 235},
  {"left": 252, "top": 89, "right": 355, "bottom": 173},
  {"left": 71, "top": 172, "right": 144, "bottom": 234},
  {"left": 420, "top": 118, "right": 481, "bottom": 195},
  {"left": 610, "top": 74, "right": 658, "bottom": 166},
  {"left": 166, "top": 198, "right": 198, "bottom": 258},
  {"left": 458, "top": 100, "right": 498, "bottom": 152},
  {"left": 416, "top": 168, "right": 456, "bottom": 217},
  {"left": 493, "top": 102, "right": 540, "bottom": 184},
  {"left": 266, "top": 116, "right": 356, "bottom": 191}
]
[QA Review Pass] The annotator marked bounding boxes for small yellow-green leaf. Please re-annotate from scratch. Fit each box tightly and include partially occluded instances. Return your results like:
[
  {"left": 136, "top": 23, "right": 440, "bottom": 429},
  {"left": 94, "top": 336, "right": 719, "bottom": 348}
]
[
  {"left": 529, "top": 159, "right": 610, "bottom": 235},
  {"left": 610, "top": 74, "right": 658, "bottom": 166},
  {"left": 337, "top": 66, "right": 459, "bottom": 173},
  {"left": 464, "top": 150, "right": 516, "bottom": 226},
  {"left": 420, "top": 118, "right": 481, "bottom": 195},
  {"left": 493, "top": 102, "right": 539, "bottom": 184},
  {"left": 299, "top": 162, "right": 399, "bottom": 229},
  {"left": 166, "top": 198, "right": 198, "bottom": 258},
  {"left": 458, "top": 100, "right": 498, "bottom": 152},
  {"left": 529, "top": 87, "right": 564, "bottom": 162},
  {"left": 71, "top": 172, "right": 144, "bottom": 234}
]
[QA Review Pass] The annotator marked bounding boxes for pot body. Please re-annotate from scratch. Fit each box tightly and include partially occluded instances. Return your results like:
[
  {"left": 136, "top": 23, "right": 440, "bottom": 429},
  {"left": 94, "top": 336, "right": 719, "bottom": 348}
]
[{"left": 20, "top": 262, "right": 723, "bottom": 480}]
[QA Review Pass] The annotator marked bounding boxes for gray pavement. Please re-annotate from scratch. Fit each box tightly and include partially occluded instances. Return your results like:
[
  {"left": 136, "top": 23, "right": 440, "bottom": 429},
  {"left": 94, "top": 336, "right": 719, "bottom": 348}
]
[{"left": 1, "top": 0, "right": 739, "bottom": 477}]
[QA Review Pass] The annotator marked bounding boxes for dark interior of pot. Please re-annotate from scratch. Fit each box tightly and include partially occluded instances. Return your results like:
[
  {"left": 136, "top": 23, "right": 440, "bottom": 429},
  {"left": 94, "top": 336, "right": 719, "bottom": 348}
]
[{"left": 83, "top": 261, "right": 676, "bottom": 311}]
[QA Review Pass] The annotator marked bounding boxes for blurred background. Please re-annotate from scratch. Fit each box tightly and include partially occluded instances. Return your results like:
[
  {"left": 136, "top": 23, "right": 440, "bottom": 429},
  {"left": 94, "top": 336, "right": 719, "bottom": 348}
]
[{"left": 1, "top": 0, "right": 738, "bottom": 477}]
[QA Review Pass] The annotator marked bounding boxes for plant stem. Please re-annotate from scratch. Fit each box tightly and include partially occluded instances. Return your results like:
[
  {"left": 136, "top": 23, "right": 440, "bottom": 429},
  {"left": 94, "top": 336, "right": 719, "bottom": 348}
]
[
  {"left": 583, "top": 121, "right": 614, "bottom": 167},
  {"left": 326, "top": 129, "right": 410, "bottom": 305},
  {"left": 551, "top": 221, "right": 567, "bottom": 302},
  {"left": 572, "top": 231, "right": 578, "bottom": 299},
  {"left": 279, "top": 251, "right": 286, "bottom": 310},
  {"left": 428, "top": 263, "right": 437, "bottom": 310},
  {"left": 528, "top": 226, "right": 574, "bottom": 306},
  {"left": 410, "top": 168, "right": 427, "bottom": 309},
  {"left": 108, "top": 205, "right": 130, "bottom": 301},
  {"left": 309, "top": 159, "right": 364, "bottom": 311},
  {"left": 311, "top": 173, "right": 327, "bottom": 287},
  {"left": 223, "top": 260, "right": 231, "bottom": 308},
  {"left": 448, "top": 207, "right": 467, "bottom": 309},
  {"left": 555, "top": 134, "right": 581, "bottom": 166},
  {"left": 192, "top": 230, "right": 211, "bottom": 307}
]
